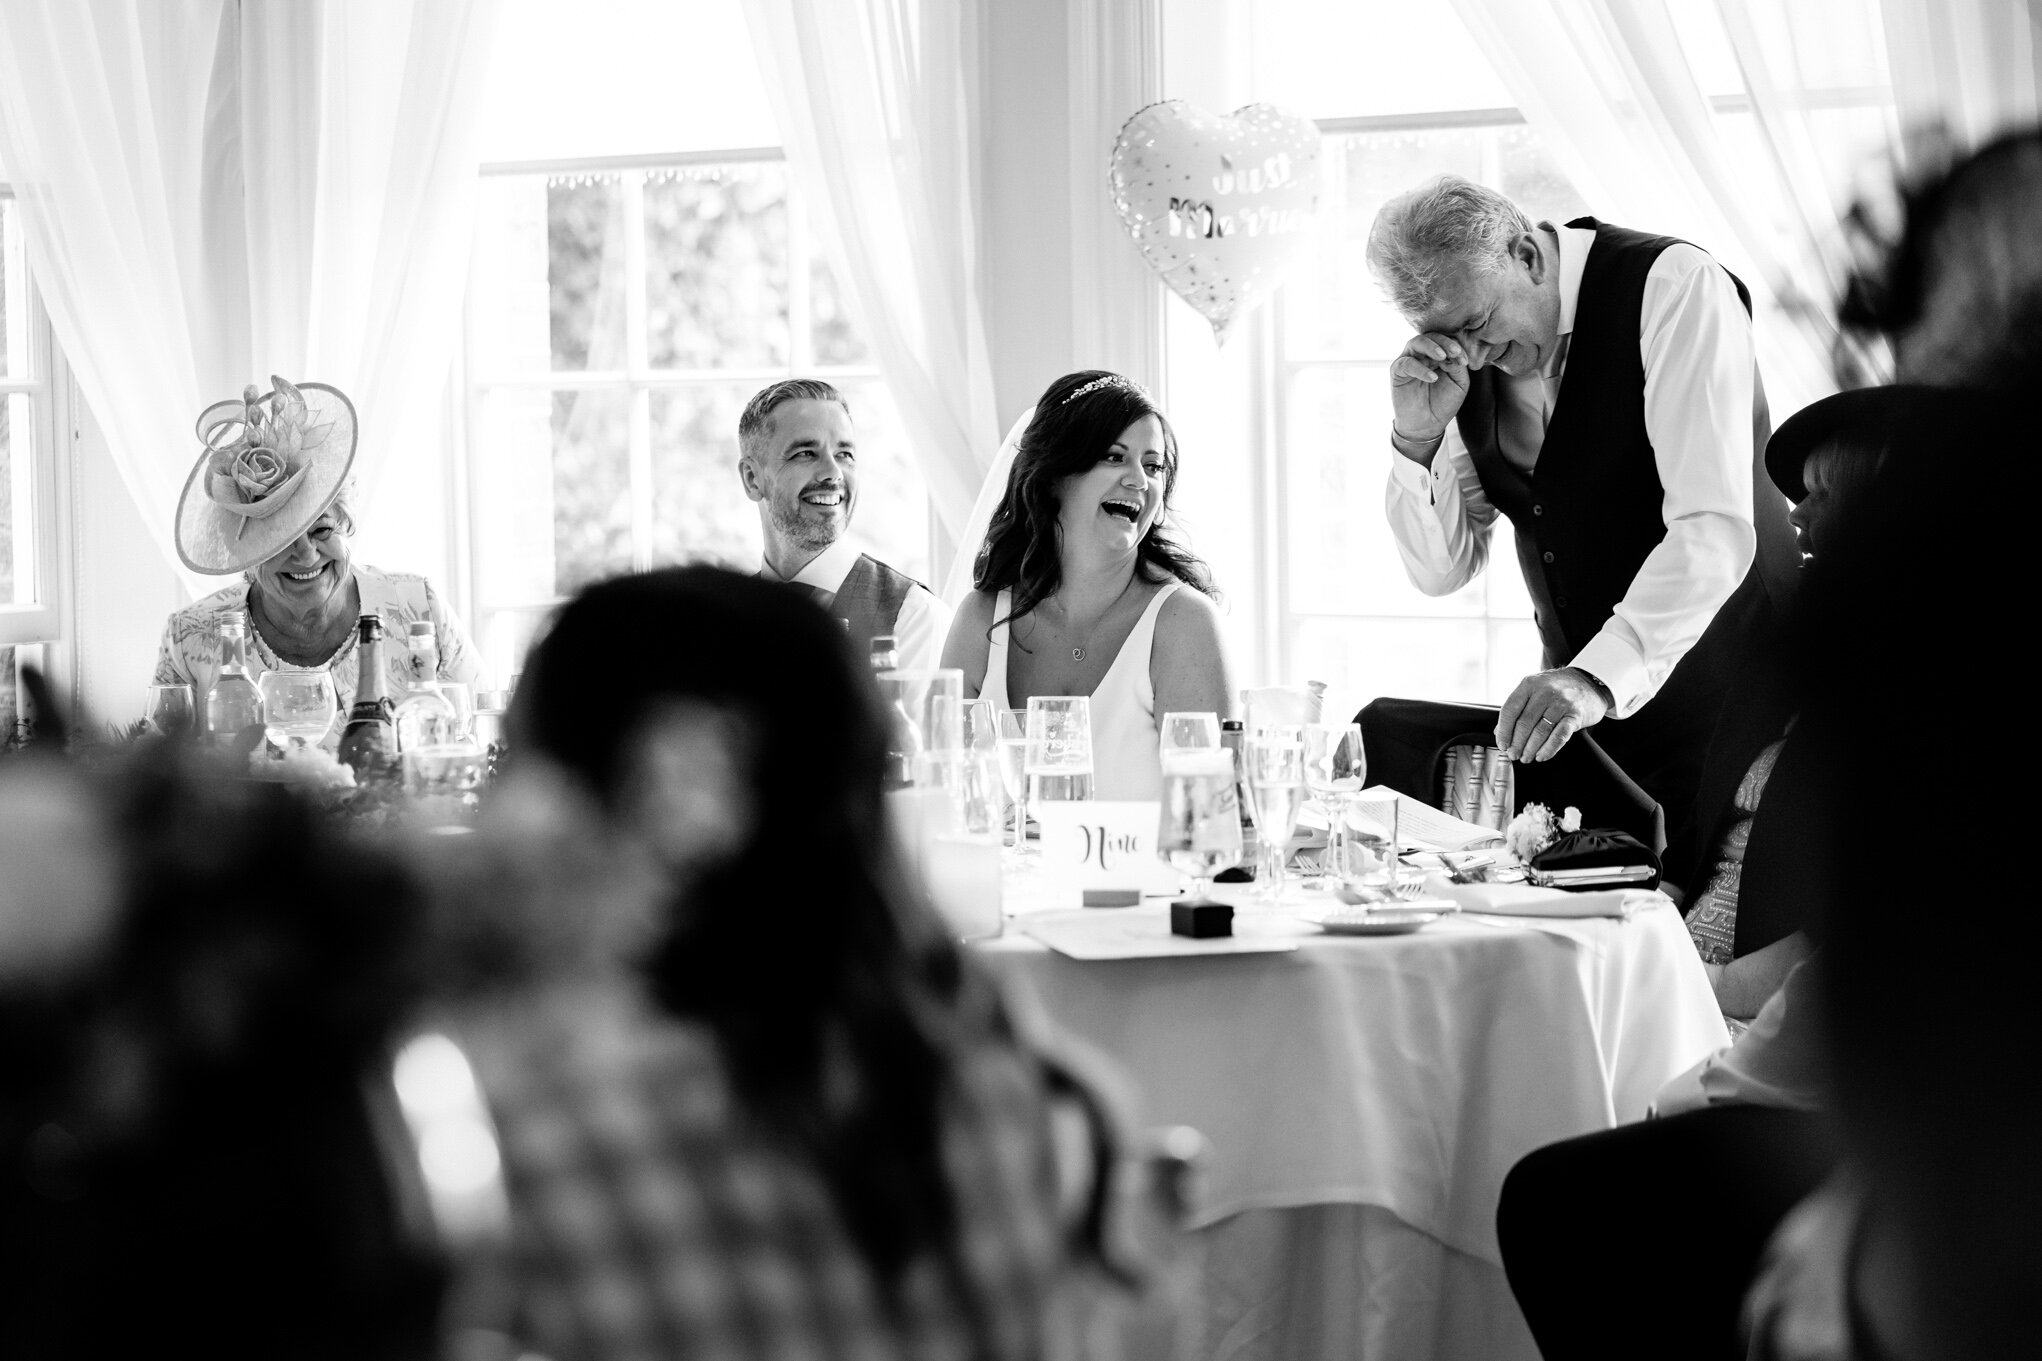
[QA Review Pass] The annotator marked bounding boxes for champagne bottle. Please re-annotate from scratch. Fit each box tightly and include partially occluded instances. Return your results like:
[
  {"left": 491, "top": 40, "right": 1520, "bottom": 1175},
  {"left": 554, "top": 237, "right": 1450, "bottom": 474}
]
[
  {"left": 206, "top": 614, "right": 265, "bottom": 746},
  {"left": 338, "top": 614, "right": 397, "bottom": 778}
]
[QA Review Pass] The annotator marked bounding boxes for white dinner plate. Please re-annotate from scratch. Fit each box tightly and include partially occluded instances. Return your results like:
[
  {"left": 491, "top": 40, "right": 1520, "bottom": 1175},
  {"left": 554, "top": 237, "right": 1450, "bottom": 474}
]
[{"left": 1317, "top": 908, "right": 1445, "bottom": 936}]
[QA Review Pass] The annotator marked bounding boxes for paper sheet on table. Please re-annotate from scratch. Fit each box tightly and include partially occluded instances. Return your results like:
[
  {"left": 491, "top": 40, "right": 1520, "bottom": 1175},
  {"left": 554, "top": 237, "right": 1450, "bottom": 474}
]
[
  {"left": 1347, "top": 786, "right": 1506, "bottom": 852},
  {"left": 1021, "top": 908, "right": 1304, "bottom": 960},
  {"left": 1426, "top": 873, "right": 1664, "bottom": 918}
]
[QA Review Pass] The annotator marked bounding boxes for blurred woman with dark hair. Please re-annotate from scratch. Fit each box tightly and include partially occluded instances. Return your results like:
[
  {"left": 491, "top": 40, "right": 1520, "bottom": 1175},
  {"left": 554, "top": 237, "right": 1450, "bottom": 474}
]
[
  {"left": 942, "top": 370, "right": 1233, "bottom": 801},
  {"left": 473, "top": 564, "right": 1084, "bottom": 1361}
]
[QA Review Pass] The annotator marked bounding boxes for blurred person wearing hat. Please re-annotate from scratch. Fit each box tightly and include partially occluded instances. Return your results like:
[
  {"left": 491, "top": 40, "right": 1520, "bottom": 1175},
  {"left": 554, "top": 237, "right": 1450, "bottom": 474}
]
[
  {"left": 739, "top": 378, "right": 952, "bottom": 668},
  {"left": 152, "top": 377, "right": 481, "bottom": 736}
]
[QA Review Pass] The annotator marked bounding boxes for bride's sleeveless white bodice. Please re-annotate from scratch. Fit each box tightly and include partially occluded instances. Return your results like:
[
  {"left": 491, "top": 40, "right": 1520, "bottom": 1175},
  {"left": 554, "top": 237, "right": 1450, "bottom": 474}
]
[{"left": 981, "top": 583, "right": 1180, "bottom": 802}]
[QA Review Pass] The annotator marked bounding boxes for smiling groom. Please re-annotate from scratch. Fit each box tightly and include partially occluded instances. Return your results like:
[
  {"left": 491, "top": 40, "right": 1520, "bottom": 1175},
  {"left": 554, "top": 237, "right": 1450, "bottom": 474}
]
[{"left": 738, "top": 379, "right": 950, "bottom": 668}]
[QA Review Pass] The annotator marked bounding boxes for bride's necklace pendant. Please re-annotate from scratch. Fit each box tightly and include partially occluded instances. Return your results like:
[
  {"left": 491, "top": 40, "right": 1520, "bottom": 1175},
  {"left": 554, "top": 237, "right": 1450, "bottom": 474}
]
[{"left": 1072, "top": 646, "right": 1086, "bottom": 662}]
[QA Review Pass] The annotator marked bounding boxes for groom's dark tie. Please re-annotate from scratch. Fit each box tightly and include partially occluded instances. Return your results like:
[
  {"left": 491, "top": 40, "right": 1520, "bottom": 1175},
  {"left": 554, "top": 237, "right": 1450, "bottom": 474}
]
[{"left": 787, "top": 581, "right": 836, "bottom": 611}]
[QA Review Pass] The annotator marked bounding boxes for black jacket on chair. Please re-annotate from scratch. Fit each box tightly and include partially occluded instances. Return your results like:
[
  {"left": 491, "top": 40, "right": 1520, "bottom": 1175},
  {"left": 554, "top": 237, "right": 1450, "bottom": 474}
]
[{"left": 1357, "top": 697, "right": 1666, "bottom": 857}]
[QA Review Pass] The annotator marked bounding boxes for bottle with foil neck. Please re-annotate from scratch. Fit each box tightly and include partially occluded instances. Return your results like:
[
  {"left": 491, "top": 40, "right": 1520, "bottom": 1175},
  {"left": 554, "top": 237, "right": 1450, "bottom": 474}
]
[
  {"left": 206, "top": 613, "right": 265, "bottom": 745},
  {"left": 338, "top": 614, "right": 397, "bottom": 778}
]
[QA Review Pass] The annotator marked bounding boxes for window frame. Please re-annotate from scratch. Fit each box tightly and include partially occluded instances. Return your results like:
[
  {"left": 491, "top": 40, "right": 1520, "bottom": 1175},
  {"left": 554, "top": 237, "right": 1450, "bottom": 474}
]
[
  {"left": 1, "top": 186, "right": 73, "bottom": 654},
  {"left": 458, "top": 146, "right": 921, "bottom": 671}
]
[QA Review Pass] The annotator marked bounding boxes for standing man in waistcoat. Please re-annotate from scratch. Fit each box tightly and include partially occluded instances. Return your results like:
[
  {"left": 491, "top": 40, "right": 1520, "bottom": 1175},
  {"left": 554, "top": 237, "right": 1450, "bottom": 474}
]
[
  {"left": 1367, "top": 176, "right": 1796, "bottom": 879},
  {"left": 738, "top": 378, "right": 951, "bottom": 668}
]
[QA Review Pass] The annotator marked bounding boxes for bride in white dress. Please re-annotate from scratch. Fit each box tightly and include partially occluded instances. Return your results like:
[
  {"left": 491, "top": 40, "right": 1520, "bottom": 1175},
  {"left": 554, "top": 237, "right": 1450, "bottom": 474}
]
[{"left": 941, "top": 371, "right": 1235, "bottom": 801}]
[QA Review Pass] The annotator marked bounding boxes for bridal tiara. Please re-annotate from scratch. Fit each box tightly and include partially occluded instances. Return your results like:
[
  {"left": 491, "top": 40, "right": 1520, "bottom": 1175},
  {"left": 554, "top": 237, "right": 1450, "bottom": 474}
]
[{"left": 1059, "top": 374, "right": 1150, "bottom": 406}]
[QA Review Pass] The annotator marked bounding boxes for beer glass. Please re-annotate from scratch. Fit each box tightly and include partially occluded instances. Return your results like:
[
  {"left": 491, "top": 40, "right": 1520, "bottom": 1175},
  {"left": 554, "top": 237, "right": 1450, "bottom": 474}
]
[
  {"left": 1247, "top": 735, "right": 1307, "bottom": 904},
  {"left": 1158, "top": 746, "right": 1242, "bottom": 903},
  {"left": 1024, "top": 696, "right": 1094, "bottom": 805}
]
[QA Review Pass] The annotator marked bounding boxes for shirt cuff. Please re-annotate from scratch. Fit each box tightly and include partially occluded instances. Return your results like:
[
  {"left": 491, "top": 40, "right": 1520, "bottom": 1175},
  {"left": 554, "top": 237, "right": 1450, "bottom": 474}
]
[
  {"left": 1388, "top": 448, "right": 1446, "bottom": 503},
  {"left": 1570, "top": 632, "right": 1652, "bottom": 720}
]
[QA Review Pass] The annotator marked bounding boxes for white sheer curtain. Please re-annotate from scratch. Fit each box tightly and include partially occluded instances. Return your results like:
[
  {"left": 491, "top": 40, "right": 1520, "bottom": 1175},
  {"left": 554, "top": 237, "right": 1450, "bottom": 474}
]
[
  {"left": 1882, "top": 0, "right": 2041, "bottom": 151},
  {"left": 0, "top": 0, "right": 500, "bottom": 595},
  {"left": 740, "top": 0, "right": 1000, "bottom": 599},
  {"left": 1443, "top": 0, "right": 1886, "bottom": 416}
]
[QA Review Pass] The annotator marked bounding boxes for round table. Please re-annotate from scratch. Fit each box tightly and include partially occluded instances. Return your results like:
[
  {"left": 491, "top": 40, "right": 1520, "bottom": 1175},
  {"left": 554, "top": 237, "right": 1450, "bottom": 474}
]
[{"left": 972, "top": 874, "right": 1728, "bottom": 1361}]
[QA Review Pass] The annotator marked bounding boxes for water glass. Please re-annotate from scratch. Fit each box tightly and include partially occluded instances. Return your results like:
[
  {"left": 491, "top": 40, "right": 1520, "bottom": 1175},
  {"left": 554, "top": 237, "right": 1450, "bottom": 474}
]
[
  {"left": 1302, "top": 722, "right": 1367, "bottom": 883},
  {"left": 1024, "top": 696, "right": 1094, "bottom": 805},
  {"left": 438, "top": 681, "right": 477, "bottom": 742},
  {"left": 1247, "top": 735, "right": 1307, "bottom": 904},
  {"left": 995, "top": 707, "right": 1030, "bottom": 853},
  {"left": 1348, "top": 793, "right": 1415, "bottom": 897},
  {"left": 877, "top": 668, "right": 966, "bottom": 788},
  {"left": 1159, "top": 711, "right": 1221, "bottom": 760},
  {"left": 143, "top": 683, "right": 197, "bottom": 739},
  {"left": 1158, "top": 746, "right": 1242, "bottom": 902},
  {"left": 404, "top": 742, "right": 487, "bottom": 820},
  {"left": 258, "top": 668, "right": 339, "bottom": 750}
]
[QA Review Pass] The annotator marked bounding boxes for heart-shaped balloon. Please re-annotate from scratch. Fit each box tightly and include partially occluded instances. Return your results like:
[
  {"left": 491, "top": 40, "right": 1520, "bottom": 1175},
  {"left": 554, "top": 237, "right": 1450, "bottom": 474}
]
[{"left": 1109, "top": 100, "right": 1323, "bottom": 345}]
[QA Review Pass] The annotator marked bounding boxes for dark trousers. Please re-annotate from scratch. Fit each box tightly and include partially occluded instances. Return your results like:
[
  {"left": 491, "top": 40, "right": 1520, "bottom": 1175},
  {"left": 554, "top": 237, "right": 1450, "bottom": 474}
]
[{"left": 1498, "top": 1105, "right": 1837, "bottom": 1361}]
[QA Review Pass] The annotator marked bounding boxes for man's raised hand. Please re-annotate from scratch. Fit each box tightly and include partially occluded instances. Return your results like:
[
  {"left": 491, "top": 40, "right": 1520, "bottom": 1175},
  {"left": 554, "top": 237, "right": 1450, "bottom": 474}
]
[{"left": 1388, "top": 332, "right": 1471, "bottom": 459}]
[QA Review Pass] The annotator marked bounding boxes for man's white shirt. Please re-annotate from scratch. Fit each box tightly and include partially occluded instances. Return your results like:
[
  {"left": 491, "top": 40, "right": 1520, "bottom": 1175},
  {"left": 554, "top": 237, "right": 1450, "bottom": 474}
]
[
  {"left": 1383, "top": 222, "right": 1761, "bottom": 719},
  {"left": 756, "top": 536, "right": 952, "bottom": 671}
]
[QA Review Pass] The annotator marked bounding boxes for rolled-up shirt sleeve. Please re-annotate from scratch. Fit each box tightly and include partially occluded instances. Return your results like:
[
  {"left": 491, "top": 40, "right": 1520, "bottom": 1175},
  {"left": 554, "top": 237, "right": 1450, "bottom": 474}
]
[
  {"left": 1571, "top": 246, "right": 1758, "bottom": 717},
  {"left": 1383, "top": 426, "right": 1499, "bottom": 597}
]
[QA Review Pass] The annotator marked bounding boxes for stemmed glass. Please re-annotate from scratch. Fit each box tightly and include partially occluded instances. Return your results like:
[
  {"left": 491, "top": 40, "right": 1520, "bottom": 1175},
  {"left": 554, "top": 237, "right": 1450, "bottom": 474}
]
[
  {"left": 143, "top": 683, "right": 196, "bottom": 739},
  {"left": 1158, "top": 746, "right": 1242, "bottom": 904},
  {"left": 1159, "top": 711, "right": 1221, "bottom": 760},
  {"left": 1247, "top": 734, "right": 1307, "bottom": 906},
  {"left": 258, "top": 668, "right": 339, "bottom": 751},
  {"left": 1302, "top": 722, "right": 1367, "bottom": 884},
  {"left": 995, "top": 708, "right": 1030, "bottom": 854}
]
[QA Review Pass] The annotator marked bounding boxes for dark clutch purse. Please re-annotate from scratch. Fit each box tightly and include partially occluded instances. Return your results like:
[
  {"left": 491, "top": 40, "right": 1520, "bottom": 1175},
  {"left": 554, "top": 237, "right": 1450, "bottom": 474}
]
[{"left": 1529, "top": 828, "right": 1662, "bottom": 892}]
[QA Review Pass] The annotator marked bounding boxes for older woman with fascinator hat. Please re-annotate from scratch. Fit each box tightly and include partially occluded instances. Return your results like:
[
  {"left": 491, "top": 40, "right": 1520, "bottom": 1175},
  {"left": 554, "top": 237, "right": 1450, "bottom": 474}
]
[
  {"left": 153, "top": 377, "right": 480, "bottom": 738},
  {"left": 941, "top": 370, "right": 1233, "bottom": 801}
]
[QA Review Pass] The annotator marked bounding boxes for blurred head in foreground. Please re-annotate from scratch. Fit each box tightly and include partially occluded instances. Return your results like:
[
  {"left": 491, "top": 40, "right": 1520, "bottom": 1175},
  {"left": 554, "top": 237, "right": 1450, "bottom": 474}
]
[
  {"left": 0, "top": 750, "right": 439, "bottom": 1361},
  {"left": 506, "top": 565, "right": 1056, "bottom": 1334}
]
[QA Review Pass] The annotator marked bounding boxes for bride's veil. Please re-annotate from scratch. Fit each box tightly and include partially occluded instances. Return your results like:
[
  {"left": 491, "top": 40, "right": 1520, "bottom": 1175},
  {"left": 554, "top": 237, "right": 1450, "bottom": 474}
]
[{"left": 940, "top": 404, "right": 1037, "bottom": 606}]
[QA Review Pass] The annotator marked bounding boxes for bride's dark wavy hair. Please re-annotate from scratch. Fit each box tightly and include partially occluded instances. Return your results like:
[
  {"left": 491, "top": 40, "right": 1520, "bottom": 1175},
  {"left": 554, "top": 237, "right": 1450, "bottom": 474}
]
[
  {"left": 973, "top": 370, "right": 1215, "bottom": 624},
  {"left": 511, "top": 566, "right": 1019, "bottom": 1330}
]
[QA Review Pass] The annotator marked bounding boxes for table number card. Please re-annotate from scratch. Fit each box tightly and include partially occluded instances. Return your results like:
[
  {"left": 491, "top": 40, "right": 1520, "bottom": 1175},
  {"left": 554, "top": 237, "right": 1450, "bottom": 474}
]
[{"left": 1034, "top": 800, "right": 1169, "bottom": 906}]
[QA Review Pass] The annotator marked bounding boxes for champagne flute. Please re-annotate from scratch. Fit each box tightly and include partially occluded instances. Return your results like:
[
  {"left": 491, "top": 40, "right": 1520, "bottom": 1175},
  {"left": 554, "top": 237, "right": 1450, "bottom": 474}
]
[
  {"left": 258, "top": 668, "right": 339, "bottom": 751},
  {"left": 995, "top": 707, "right": 1030, "bottom": 854},
  {"left": 1302, "top": 722, "right": 1367, "bottom": 884},
  {"left": 143, "top": 683, "right": 196, "bottom": 739},
  {"left": 1247, "top": 734, "right": 1307, "bottom": 906},
  {"left": 1158, "top": 747, "right": 1243, "bottom": 903},
  {"left": 1159, "top": 711, "right": 1221, "bottom": 761}
]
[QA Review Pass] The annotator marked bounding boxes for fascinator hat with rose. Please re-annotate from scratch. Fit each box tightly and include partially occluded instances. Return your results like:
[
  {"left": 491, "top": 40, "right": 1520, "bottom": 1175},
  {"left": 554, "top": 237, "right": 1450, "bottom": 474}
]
[{"left": 173, "top": 376, "right": 357, "bottom": 575}]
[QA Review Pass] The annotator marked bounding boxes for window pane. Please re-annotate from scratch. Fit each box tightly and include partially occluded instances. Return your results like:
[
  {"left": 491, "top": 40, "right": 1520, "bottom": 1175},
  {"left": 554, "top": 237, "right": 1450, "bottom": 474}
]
[
  {"left": 470, "top": 177, "right": 554, "bottom": 377},
  {"left": 1, "top": 645, "right": 16, "bottom": 743},
  {"left": 645, "top": 166, "right": 791, "bottom": 369},
  {"left": 550, "top": 389, "right": 634, "bottom": 594},
  {"left": 0, "top": 393, "right": 13, "bottom": 601},
  {"left": 648, "top": 384, "right": 758, "bottom": 568},
  {"left": 1, "top": 196, "right": 19, "bottom": 378},
  {"left": 833, "top": 380, "right": 930, "bottom": 586},
  {"left": 1284, "top": 365, "right": 1485, "bottom": 618},
  {"left": 811, "top": 253, "right": 870, "bottom": 366},
  {"left": 548, "top": 176, "right": 629, "bottom": 371},
  {"left": 1295, "top": 617, "right": 1494, "bottom": 711}
]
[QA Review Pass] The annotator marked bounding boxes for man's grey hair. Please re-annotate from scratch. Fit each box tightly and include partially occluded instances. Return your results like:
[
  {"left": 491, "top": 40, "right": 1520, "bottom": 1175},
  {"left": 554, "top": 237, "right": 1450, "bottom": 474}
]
[
  {"left": 737, "top": 378, "right": 852, "bottom": 464},
  {"left": 1365, "top": 175, "right": 1538, "bottom": 320}
]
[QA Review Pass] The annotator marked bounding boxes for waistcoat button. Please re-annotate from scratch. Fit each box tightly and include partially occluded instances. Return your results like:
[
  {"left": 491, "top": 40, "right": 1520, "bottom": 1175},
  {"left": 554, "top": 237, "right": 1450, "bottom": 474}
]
[
  {"left": 1532, "top": 504, "right": 1544, "bottom": 516},
  {"left": 1541, "top": 550, "right": 1555, "bottom": 563},
  {"left": 1556, "top": 595, "right": 1569, "bottom": 609}
]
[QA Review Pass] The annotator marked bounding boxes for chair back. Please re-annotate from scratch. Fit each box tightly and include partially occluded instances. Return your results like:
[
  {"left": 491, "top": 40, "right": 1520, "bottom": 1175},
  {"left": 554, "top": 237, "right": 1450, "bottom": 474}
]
[{"left": 1356, "top": 697, "right": 1666, "bottom": 856}]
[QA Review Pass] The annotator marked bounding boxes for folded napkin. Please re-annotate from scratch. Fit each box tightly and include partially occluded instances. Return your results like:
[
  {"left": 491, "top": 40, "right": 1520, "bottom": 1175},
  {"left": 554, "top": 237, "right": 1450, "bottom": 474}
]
[{"left": 1425, "top": 872, "right": 1665, "bottom": 919}]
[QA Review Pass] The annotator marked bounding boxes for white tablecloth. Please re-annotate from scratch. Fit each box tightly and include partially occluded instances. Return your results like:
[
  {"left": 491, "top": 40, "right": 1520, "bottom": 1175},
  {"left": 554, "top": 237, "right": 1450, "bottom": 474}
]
[{"left": 973, "top": 884, "right": 1728, "bottom": 1359}]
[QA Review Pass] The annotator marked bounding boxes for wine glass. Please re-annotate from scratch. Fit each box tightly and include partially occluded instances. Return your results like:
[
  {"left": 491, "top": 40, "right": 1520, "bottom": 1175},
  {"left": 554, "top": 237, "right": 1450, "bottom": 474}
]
[
  {"left": 1247, "top": 734, "right": 1306, "bottom": 906},
  {"left": 1158, "top": 746, "right": 1242, "bottom": 903},
  {"left": 1302, "top": 722, "right": 1367, "bottom": 884},
  {"left": 143, "top": 683, "right": 196, "bottom": 739},
  {"left": 995, "top": 707, "right": 1029, "bottom": 853},
  {"left": 258, "top": 668, "right": 338, "bottom": 750},
  {"left": 1159, "top": 711, "right": 1221, "bottom": 761},
  {"left": 1024, "top": 696, "right": 1094, "bottom": 806}
]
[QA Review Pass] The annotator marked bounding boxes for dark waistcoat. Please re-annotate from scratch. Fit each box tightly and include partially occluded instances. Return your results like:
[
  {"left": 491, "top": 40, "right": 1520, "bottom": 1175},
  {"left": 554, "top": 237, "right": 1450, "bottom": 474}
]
[
  {"left": 1454, "top": 219, "right": 1798, "bottom": 878},
  {"left": 834, "top": 553, "right": 922, "bottom": 659},
  {"left": 1455, "top": 218, "right": 1796, "bottom": 673}
]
